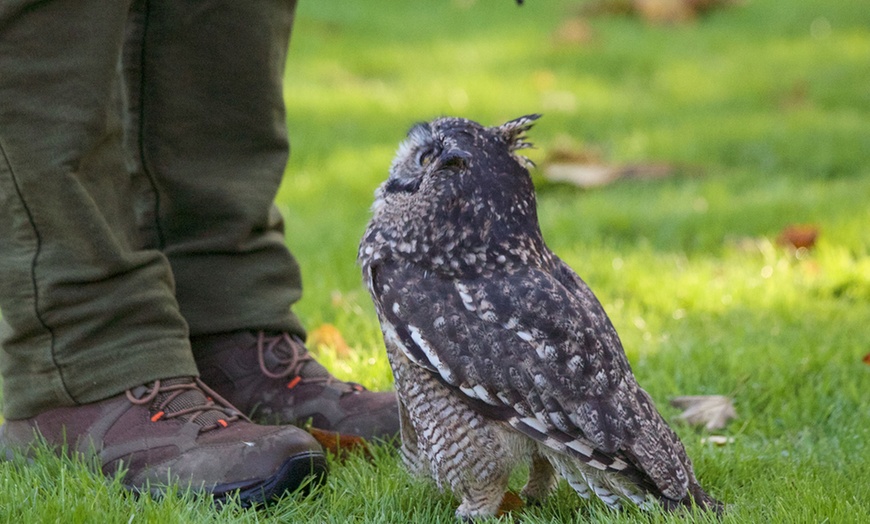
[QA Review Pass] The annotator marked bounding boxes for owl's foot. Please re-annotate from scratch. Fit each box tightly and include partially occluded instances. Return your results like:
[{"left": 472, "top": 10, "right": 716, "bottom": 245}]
[
  {"left": 455, "top": 485, "right": 513, "bottom": 520},
  {"left": 521, "top": 450, "right": 557, "bottom": 503},
  {"left": 192, "top": 330, "right": 400, "bottom": 441}
]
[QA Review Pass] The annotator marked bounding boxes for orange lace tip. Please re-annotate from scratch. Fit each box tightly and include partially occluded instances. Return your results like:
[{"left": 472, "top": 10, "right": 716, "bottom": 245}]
[
  {"left": 286, "top": 376, "right": 302, "bottom": 389},
  {"left": 217, "top": 419, "right": 228, "bottom": 428},
  {"left": 150, "top": 411, "right": 165, "bottom": 422}
]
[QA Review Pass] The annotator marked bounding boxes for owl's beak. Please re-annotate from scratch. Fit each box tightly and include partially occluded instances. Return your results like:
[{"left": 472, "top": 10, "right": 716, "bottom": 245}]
[{"left": 437, "top": 148, "right": 471, "bottom": 171}]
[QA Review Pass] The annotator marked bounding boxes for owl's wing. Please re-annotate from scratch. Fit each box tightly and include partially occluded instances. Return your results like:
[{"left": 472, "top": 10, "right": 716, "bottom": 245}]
[{"left": 367, "top": 258, "right": 691, "bottom": 500}]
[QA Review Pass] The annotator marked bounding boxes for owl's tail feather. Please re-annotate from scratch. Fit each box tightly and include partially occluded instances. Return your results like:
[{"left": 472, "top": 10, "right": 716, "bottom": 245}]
[
  {"left": 549, "top": 452, "right": 724, "bottom": 517},
  {"left": 660, "top": 482, "right": 725, "bottom": 518},
  {"left": 547, "top": 454, "right": 649, "bottom": 510},
  {"left": 690, "top": 482, "right": 725, "bottom": 516}
]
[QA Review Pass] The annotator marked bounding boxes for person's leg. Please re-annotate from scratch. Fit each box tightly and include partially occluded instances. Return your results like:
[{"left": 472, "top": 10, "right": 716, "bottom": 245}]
[
  {"left": 0, "top": 0, "right": 194, "bottom": 420},
  {"left": 128, "top": 0, "right": 399, "bottom": 440},
  {"left": 125, "top": 0, "right": 305, "bottom": 337},
  {"left": 0, "top": 0, "right": 327, "bottom": 502}
]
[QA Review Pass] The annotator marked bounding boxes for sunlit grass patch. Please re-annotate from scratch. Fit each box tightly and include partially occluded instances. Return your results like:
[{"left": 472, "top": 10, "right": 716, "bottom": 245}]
[{"left": 2, "top": 0, "right": 868, "bottom": 521}]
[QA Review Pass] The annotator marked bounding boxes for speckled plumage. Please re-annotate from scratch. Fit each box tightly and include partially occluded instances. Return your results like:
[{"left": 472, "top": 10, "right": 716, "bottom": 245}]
[{"left": 359, "top": 115, "right": 722, "bottom": 520}]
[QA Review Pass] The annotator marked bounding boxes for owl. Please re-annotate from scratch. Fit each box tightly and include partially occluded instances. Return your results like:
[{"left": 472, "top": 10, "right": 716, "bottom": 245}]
[{"left": 358, "top": 115, "right": 722, "bottom": 520}]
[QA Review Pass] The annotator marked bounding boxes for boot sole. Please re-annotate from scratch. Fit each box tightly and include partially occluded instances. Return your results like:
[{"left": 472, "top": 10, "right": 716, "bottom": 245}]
[
  {"left": 216, "top": 450, "right": 329, "bottom": 507},
  {"left": 128, "top": 450, "right": 329, "bottom": 507}
]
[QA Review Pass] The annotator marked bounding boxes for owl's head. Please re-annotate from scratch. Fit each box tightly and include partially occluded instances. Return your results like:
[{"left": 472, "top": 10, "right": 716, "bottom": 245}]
[
  {"left": 363, "top": 115, "right": 546, "bottom": 274},
  {"left": 382, "top": 114, "right": 539, "bottom": 196},
  {"left": 372, "top": 115, "right": 540, "bottom": 219}
]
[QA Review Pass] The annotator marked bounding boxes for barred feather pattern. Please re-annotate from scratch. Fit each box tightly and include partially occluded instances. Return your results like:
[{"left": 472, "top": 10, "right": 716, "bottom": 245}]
[
  {"left": 389, "top": 344, "right": 525, "bottom": 519},
  {"left": 359, "top": 115, "right": 723, "bottom": 519}
]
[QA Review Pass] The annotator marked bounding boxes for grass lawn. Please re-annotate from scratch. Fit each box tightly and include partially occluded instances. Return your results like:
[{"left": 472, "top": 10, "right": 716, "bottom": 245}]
[{"left": 2, "top": 0, "right": 869, "bottom": 522}]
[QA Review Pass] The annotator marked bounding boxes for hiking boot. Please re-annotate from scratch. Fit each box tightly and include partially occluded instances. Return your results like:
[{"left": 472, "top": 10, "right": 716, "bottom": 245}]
[
  {"left": 0, "top": 377, "right": 327, "bottom": 506},
  {"left": 192, "top": 331, "right": 400, "bottom": 442}
]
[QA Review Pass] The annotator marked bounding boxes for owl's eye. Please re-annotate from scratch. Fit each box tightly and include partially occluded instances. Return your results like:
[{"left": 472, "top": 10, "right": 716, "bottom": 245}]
[{"left": 415, "top": 146, "right": 440, "bottom": 167}]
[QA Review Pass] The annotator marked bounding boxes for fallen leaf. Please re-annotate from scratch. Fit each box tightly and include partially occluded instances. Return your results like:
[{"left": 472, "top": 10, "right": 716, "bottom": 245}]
[
  {"left": 496, "top": 490, "right": 525, "bottom": 517},
  {"left": 545, "top": 142, "right": 603, "bottom": 164},
  {"left": 553, "top": 17, "right": 596, "bottom": 45},
  {"left": 307, "top": 426, "right": 373, "bottom": 462},
  {"left": 544, "top": 163, "right": 621, "bottom": 188},
  {"left": 580, "top": 0, "right": 740, "bottom": 24},
  {"left": 777, "top": 224, "right": 819, "bottom": 250},
  {"left": 863, "top": 353, "right": 870, "bottom": 365},
  {"left": 701, "top": 435, "right": 735, "bottom": 446},
  {"left": 619, "top": 163, "right": 678, "bottom": 181},
  {"left": 542, "top": 141, "right": 684, "bottom": 188},
  {"left": 670, "top": 395, "right": 737, "bottom": 431},
  {"left": 307, "top": 323, "right": 352, "bottom": 358},
  {"left": 634, "top": 0, "right": 696, "bottom": 23},
  {"left": 543, "top": 162, "right": 676, "bottom": 188}
]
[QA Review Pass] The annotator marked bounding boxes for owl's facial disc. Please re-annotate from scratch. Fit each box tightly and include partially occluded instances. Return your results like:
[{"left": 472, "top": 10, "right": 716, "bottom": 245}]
[
  {"left": 385, "top": 123, "right": 469, "bottom": 194},
  {"left": 415, "top": 144, "right": 441, "bottom": 168}
]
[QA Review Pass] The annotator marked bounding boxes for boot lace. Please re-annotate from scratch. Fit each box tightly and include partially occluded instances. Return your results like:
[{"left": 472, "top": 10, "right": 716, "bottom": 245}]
[
  {"left": 126, "top": 377, "right": 245, "bottom": 432},
  {"left": 256, "top": 332, "right": 364, "bottom": 393}
]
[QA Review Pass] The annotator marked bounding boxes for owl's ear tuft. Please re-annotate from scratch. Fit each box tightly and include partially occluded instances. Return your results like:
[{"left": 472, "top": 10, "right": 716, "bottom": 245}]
[
  {"left": 495, "top": 114, "right": 541, "bottom": 169},
  {"left": 495, "top": 114, "right": 541, "bottom": 152}
]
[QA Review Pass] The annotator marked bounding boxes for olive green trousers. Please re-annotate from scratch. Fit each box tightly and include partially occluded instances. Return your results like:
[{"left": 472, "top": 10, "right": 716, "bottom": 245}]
[{"left": 0, "top": 0, "right": 305, "bottom": 420}]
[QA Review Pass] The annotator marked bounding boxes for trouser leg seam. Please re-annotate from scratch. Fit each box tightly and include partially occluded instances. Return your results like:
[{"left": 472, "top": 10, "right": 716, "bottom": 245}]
[
  {"left": 133, "top": 0, "right": 166, "bottom": 251},
  {"left": 0, "top": 137, "right": 72, "bottom": 402}
]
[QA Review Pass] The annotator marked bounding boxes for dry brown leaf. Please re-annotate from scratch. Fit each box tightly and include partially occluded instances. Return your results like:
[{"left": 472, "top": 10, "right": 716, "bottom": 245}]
[
  {"left": 543, "top": 161, "right": 675, "bottom": 188},
  {"left": 581, "top": 0, "right": 740, "bottom": 24},
  {"left": 496, "top": 490, "right": 525, "bottom": 517},
  {"left": 634, "top": 0, "right": 696, "bottom": 23},
  {"left": 619, "top": 163, "right": 677, "bottom": 181},
  {"left": 545, "top": 143, "right": 603, "bottom": 164},
  {"left": 307, "top": 426, "right": 373, "bottom": 462},
  {"left": 544, "top": 163, "right": 622, "bottom": 188},
  {"left": 777, "top": 224, "right": 819, "bottom": 250},
  {"left": 670, "top": 395, "right": 737, "bottom": 431},
  {"left": 553, "top": 17, "right": 596, "bottom": 45},
  {"left": 306, "top": 323, "right": 352, "bottom": 358}
]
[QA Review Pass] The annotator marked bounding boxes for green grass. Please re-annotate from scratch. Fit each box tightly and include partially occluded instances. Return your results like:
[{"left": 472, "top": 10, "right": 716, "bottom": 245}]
[{"left": 3, "top": 0, "right": 870, "bottom": 522}]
